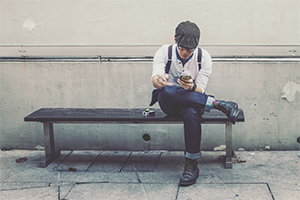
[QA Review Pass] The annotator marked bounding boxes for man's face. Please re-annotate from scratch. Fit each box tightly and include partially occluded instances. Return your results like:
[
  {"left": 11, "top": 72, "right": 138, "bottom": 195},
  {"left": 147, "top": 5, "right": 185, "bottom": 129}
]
[
  {"left": 177, "top": 46, "right": 194, "bottom": 59},
  {"left": 174, "top": 37, "right": 195, "bottom": 59}
]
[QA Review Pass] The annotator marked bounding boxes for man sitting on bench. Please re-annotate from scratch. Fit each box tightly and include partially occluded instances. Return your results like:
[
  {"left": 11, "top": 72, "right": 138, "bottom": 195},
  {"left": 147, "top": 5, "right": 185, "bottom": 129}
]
[{"left": 150, "top": 21, "right": 241, "bottom": 187}]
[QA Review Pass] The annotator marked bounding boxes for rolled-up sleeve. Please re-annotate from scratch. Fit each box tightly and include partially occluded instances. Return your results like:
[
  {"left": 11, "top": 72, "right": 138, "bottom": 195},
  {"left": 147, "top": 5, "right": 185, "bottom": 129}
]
[
  {"left": 151, "top": 45, "right": 169, "bottom": 80},
  {"left": 195, "top": 49, "right": 212, "bottom": 93}
]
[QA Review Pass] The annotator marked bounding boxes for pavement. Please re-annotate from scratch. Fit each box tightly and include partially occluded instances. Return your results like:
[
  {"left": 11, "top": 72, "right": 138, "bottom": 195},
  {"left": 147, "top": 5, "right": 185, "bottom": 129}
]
[{"left": 0, "top": 150, "right": 299, "bottom": 200}]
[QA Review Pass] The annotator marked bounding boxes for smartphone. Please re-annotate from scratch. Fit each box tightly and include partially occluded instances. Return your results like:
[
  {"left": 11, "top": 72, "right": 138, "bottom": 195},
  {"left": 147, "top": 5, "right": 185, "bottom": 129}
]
[
  {"left": 180, "top": 71, "right": 192, "bottom": 80},
  {"left": 180, "top": 75, "right": 192, "bottom": 80}
]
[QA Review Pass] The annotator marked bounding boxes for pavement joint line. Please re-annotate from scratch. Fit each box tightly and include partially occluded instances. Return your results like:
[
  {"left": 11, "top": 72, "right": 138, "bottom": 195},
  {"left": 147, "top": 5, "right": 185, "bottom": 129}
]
[
  {"left": 221, "top": 182, "right": 240, "bottom": 199},
  {"left": 174, "top": 182, "right": 180, "bottom": 200},
  {"left": 132, "top": 164, "right": 141, "bottom": 183},
  {"left": 51, "top": 150, "right": 73, "bottom": 172},
  {"left": 107, "top": 182, "right": 179, "bottom": 184},
  {"left": 85, "top": 151, "right": 103, "bottom": 172},
  {"left": 75, "top": 181, "right": 110, "bottom": 185},
  {"left": 0, "top": 185, "right": 51, "bottom": 191},
  {"left": 118, "top": 152, "right": 132, "bottom": 172},
  {"left": 266, "top": 182, "right": 276, "bottom": 200},
  {"left": 152, "top": 151, "right": 162, "bottom": 172},
  {"left": 58, "top": 184, "right": 61, "bottom": 200},
  {"left": 131, "top": 164, "right": 150, "bottom": 200},
  {"left": 60, "top": 184, "right": 75, "bottom": 200},
  {"left": 57, "top": 171, "right": 62, "bottom": 200},
  {"left": 211, "top": 182, "right": 270, "bottom": 185},
  {"left": 0, "top": 181, "right": 52, "bottom": 184}
]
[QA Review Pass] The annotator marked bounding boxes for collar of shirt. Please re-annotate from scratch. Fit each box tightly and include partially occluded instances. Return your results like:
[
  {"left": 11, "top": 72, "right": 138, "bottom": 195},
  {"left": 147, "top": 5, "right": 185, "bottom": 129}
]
[{"left": 176, "top": 48, "right": 194, "bottom": 66}]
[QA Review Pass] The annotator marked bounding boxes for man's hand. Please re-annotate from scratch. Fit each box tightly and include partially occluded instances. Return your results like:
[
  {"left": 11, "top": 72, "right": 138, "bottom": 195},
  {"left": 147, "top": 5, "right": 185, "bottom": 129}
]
[
  {"left": 152, "top": 74, "right": 170, "bottom": 88},
  {"left": 177, "top": 77, "right": 194, "bottom": 90}
]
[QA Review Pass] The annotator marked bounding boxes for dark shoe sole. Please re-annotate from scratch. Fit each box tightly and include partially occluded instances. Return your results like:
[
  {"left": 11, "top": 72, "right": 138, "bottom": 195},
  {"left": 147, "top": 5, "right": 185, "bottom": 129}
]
[
  {"left": 179, "top": 179, "right": 197, "bottom": 187},
  {"left": 179, "top": 168, "right": 199, "bottom": 187},
  {"left": 228, "top": 108, "right": 240, "bottom": 124}
]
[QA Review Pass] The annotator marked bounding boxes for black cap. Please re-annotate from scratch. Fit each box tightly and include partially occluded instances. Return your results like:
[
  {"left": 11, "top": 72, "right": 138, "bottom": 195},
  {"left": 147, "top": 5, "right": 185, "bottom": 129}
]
[{"left": 175, "top": 21, "right": 200, "bottom": 49}]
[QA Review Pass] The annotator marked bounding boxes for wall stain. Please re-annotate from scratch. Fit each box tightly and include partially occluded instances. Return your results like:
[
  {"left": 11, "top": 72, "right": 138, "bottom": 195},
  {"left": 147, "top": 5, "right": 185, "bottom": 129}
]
[{"left": 281, "top": 81, "right": 300, "bottom": 102}]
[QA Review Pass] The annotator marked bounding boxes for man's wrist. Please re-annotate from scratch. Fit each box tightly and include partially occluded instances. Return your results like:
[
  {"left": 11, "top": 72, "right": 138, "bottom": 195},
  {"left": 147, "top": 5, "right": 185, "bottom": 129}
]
[{"left": 191, "top": 82, "right": 197, "bottom": 91}]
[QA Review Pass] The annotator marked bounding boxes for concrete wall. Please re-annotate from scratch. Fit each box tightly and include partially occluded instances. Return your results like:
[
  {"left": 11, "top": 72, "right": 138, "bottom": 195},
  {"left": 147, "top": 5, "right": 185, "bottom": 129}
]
[
  {"left": 0, "top": 0, "right": 299, "bottom": 151},
  {"left": 1, "top": 61, "right": 299, "bottom": 151}
]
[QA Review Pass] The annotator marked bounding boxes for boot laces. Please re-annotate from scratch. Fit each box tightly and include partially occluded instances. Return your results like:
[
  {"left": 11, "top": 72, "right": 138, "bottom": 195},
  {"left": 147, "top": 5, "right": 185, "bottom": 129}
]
[
  {"left": 183, "top": 159, "right": 196, "bottom": 175},
  {"left": 218, "top": 101, "right": 233, "bottom": 115}
]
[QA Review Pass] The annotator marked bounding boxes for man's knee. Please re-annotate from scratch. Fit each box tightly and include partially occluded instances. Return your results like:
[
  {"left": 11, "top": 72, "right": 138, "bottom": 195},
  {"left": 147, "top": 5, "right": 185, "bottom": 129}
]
[
  {"left": 161, "top": 85, "right": 174, "bottom": 94},
  {"left": 159, "top": 86, "right": 176, "bottom": 100},
  {"left": 181, "top": 107, "right": 202, "bottom": 120}
]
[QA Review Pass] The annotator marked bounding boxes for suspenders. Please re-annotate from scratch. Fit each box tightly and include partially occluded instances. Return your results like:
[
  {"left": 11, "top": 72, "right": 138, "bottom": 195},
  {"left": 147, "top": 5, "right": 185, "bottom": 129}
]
[{"left": 165, "top": 45, "right": 202, "bottom": 74}]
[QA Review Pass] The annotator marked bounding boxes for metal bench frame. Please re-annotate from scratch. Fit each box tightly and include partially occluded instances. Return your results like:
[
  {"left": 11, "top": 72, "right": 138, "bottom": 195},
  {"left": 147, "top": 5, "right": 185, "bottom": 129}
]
[{"left": 24, "top": 108, "right": 244, "bottom": 168}]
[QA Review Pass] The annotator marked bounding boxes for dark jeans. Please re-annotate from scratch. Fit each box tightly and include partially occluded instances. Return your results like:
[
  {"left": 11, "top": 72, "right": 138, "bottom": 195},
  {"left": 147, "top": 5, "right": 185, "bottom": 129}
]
[{"left": 157, "top": 86, "right": 211, "bottom": 159}]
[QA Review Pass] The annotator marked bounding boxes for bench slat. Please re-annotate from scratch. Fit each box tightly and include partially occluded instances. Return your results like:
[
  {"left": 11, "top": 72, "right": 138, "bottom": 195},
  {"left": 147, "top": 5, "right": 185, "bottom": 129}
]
[{"left": 24, "top": 108, "right": 245, "bottom": 123}]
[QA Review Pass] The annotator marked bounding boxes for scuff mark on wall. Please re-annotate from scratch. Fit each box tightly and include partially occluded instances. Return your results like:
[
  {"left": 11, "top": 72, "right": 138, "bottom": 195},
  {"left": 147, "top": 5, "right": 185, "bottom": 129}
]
[
  {"left": 22, "top": 19, "right": 36, "bottom": 31},
  {"left": 11, "top": 16, "right": 20, "bottom": 22},
  {"left": 281, "top": 81, "right": 300, "bottom": 102},
  {"left": 91, "top": 17, "right": 108, "bottom": 23}
]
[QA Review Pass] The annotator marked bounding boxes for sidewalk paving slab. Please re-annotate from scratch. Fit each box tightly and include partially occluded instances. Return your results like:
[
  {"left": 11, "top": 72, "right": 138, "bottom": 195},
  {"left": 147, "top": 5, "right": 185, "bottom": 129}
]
[
  {"left": 121, "top": 151, "right": 162, "bottom": 172},
  {"left": 56, "top": 151, "right": 100, "bottom": 172},
  {"left": 88, "top": 151, "right": 131, "bottom": 172},
  {"left": 64, "top": 183, "right": 148, "bottom": 200},
  {"left": 177, "top": 183, "right": 273, "bottom": 200},
  {"left": 0, "top": 150, "right": 299, "bottom": 200}
]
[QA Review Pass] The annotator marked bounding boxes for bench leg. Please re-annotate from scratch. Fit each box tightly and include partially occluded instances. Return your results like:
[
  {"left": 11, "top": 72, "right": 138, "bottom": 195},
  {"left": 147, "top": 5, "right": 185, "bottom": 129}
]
[
  {"left": 39, "top": 122, "right": 60, "bottom": 168},
  {"left": 225, "top": 122, "right": 233, "bottom": 169}
]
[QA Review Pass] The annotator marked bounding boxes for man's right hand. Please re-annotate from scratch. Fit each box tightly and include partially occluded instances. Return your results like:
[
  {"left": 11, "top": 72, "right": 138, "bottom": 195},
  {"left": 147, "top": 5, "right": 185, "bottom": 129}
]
[{"left": 152, "top": 74, "right": 170, "bottom": 89}]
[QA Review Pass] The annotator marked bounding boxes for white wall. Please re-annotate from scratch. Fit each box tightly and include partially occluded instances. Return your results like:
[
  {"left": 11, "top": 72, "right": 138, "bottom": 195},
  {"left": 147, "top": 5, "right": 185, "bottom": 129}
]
[{"left": 0, "top": 0, "right": 299, "bottom": 45}]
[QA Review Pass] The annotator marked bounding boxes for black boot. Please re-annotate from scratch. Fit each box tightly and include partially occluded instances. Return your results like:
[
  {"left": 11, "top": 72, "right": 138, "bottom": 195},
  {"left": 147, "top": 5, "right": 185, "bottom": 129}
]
[
  {"left": 179, "top": 157, "right": 199, "bottom": 186},
  {"left": 215, "top": 100, "right": 240, "bottom": 124}
]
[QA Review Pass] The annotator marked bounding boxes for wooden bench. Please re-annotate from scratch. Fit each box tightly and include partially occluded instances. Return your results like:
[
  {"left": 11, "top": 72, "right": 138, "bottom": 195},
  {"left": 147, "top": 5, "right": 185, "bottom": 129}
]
[{"left": 24, "top": 108, "right": 245, "bottom": 168}]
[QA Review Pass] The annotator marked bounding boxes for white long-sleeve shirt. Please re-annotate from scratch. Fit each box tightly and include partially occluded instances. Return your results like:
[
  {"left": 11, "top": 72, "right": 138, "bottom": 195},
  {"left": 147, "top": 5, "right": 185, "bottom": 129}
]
[{"left": 152, "top": 44, "right": 212, "bottom": 93}]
